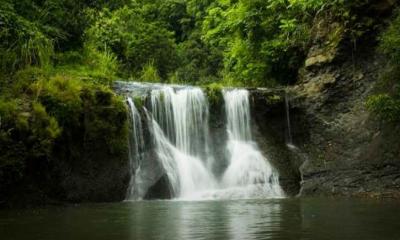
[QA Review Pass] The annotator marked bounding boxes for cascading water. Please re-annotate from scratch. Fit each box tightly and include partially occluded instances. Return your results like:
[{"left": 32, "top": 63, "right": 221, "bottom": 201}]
[
  {"left": 219, "top": 90, "right": 284, "bottom": 198},
  {"left": 148, "top": 87, "right": 216, "bottom": 199},
  {"left": 285, "top": 90, "right": 298, "bottom": 150},
  {"left": 150, "top": 87, "right": 212, "bottom": 161},
  {"left": 126, "top": 97, "right": 145, "bottom": 199},
  {"left": 123, "top": 82, "right": 284, "bottom": 200}
]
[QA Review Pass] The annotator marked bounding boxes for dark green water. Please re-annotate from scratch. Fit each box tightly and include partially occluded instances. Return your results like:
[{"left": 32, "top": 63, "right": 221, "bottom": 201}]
[{"left": 1, "top": 198, "right": 399, "bottom": 240}]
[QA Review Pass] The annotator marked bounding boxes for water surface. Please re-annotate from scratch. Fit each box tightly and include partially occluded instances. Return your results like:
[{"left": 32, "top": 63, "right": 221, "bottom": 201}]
[{"left": 1, "top": 198, "right": 399, "bottom": 240}]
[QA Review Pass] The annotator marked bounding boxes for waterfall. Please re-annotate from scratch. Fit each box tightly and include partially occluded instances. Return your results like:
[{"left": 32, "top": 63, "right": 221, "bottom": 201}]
[
  {"left": 221, "top": 90, "right": 284, "bottom": 198},
  {"left": 150, "top": 87, "right": 212, "bottom": 161},
  {"left": 126, "top": 97, "right": 145, "bottom": 199},
  {"left": 148, "top": 87, "right": 216, "bottom": 198},
  {"left": 123, "top": 82, "right": 284, "bottom": 200},
  {"left": 285, "top": 91, "right": 296, "bottom": 150},
  {"left": 224, "top": 90, "right": 252, "bottom": 141}
]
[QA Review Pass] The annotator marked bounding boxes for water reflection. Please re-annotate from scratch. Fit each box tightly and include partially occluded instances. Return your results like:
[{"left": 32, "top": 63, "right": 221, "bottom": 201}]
[
  {"left": 126, "top": 199, "right": 297, "bottom": 240},
  {"left": 1, "top": 199, "right": 400, "bottom": 240},
  {"left": 226, "top": 200, "right": 281, "bottom": 240}
]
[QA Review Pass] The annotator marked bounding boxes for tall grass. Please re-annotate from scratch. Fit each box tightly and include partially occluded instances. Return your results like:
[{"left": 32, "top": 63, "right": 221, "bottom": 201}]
[
  {"left": 0, "top": 8, "right": 54, "bottom": 72},
  {"left": 139, "top": 61, "right": 161, "bottom": 82}
]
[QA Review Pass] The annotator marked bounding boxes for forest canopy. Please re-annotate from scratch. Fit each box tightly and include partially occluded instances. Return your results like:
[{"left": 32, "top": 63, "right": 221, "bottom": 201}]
[{"left": 0, "top": 0, "right": 382, "bottom": 87}]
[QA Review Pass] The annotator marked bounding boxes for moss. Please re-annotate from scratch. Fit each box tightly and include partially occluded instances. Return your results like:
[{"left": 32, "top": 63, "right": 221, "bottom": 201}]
[
  {"left": 265, "top": 94, "right": 283, "bottom": 105},
  {"left": 0, "top": 98, "right": 61, "bottom": 158},
  {"left": 379, "top": 10, "right": 400, "bottom": 64},
  {"left": 1, "top": 69, "right": 130, "bottom": 205},
  {"left": 203, "top": 83, "right": 224, "bottom": 106},
  {"left": 133, "top": 96, "right": 144, "bottom": 108},
  {"left": 12, "top": 67, "right": 48, "bottom": 95},
  {"left": 95, "top": 89, "right": 113, "bottom": 106},
  {"left": 366, "top": 11, "right": 400, "bottom": 123},
  {"left": 53, "top": 81, "right": 129, "bottom": 161},
  {"left": 82, "top": 106, "right": 128, "bottom": 156},
  {"left": 0, "top": 97, "right": 62, "bottom": 203},
  {"left": 366, "top": 94, "right": 400, "bottom": 122}
]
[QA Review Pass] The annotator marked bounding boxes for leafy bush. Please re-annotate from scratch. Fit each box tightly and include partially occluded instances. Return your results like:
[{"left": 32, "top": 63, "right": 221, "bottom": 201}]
[
  {"left": 379, "top": 10, "right": 400, "bottom": 64},
  {"left": 203, "top": 82, "right": 223, "bottom": 106},
  {"left": 172, "top": 32, "right": 223, "bottom": 84},
  {"left": 51, "top": 45, "right": 119, "bottom": 85},
  {"left": 0, "top": 5, "right": 54, "bottom": 72},
  {"left": 201, "top": 0, "right": 314, "bottom": 86},
  {"left": 86, "top": 7, "right": 178, "bottom": 79},
  {"left": 367, "top": 11, "right": 400, "bottom": 123},
  {"left": 12, "top": 67, "right": 48, "bottom": 95},
  {"left": 0, "top": 97, "right": 62, "bottom": 198},
  {"left": 84, "top": 46, "right": 119, "bottom": 80},
  {"left": 140, "top": 62, "right": 162, "bottom": 82},
  {"left": 367, "top": 94, "right": 400, "bottom": 122}
]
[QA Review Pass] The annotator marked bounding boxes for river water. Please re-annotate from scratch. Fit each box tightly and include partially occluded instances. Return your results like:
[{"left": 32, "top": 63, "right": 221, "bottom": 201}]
[{"left": 1, "top": 198, "right": 399, "bottom": 240}]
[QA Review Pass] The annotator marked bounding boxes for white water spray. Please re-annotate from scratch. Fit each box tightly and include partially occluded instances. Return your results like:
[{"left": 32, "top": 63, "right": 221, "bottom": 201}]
[
  {"left": 148, "top": 87, "right": 216, "bottom": 198},
  {"left": 126, "top": 97, "right": 145, "bottom": 199},
  {"left": 123, "top": 82, "right": 284, "bottom": 200},
  {"left": 221, "top": 90, "right": 284, "bottom": 198}
]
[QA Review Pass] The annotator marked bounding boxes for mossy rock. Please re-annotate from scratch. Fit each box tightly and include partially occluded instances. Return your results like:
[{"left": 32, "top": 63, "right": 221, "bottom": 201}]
[{"left": 1, "top": 72, "right": 130, "bottom": 206}]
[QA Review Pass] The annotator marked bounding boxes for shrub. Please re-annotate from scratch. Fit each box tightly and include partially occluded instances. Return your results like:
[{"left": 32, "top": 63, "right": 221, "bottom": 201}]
[
  {"left": 367, "top": 94, "right": 400, "bottom": 122},
  {"left": 83, "top": 45, "right": 119, "bottom": 83},
  {"left": 0, "top": 6, "right": 54, "bottom": 72},
  {"left": 379, "top": 10, "right": 400, "bottom": 64},
  {"left": 140, "top": 62, "right": 162, "bottom": 83},
  {"left": 0, "top": 98, "right": 61, "bottom": 195},
  {"left": 12, "top": 67, "right": 48, "bottom": 95},
  {"left": 203, "top": 82, "right": 224, "bottom": 106},
  {"left": 86, "top": 7, "right": 178, "bottom": 79},
  {"left": 367, "top": 11, "right": 400, "bottom": 123}
]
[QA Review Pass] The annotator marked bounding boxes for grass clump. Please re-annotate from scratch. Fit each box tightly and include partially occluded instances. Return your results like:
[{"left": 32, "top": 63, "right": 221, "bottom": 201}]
[
  {"left": 203, "top": 83, "right": 224, "bottom": 107},
  {"left": 367, "top": 11, "right": 400, "bottom": 123}
]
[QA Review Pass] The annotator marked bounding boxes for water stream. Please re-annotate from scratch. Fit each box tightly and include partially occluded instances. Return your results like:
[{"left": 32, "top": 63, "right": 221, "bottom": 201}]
[
  {"left": 221, "top": 90, "right": 283, "bottom": 198},
  {"left": 126, "top": 97, "right": 145, "bottom": 199},
  {"left": 124, "top": 83, "right": 284, "bottom": 200}
]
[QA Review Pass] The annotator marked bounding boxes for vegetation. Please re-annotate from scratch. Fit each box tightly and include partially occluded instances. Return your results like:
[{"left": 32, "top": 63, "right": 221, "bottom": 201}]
[
  {"left": 0, "top": 0, "right": 386, "bottom": 86},
  {"left": 0, "top": 67, "right": 128, "bottom": 204},
  {"left": 203, "top": 83, "right": 223, "bottom": 107},
  {"left": 367, "top": 10, "right": 400, "bottom": 123}
]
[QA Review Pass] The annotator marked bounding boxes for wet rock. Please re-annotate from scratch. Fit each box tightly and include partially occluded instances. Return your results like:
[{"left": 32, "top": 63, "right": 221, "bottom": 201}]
[
  {"left": 249, "top": 89, "right": 303, "bottom": 196},
  {"left": 290, "top": 20, "right": 400, "bottom": 197},
  {"left": 144, "top": 174, "right": 172, "bottom": 200}
]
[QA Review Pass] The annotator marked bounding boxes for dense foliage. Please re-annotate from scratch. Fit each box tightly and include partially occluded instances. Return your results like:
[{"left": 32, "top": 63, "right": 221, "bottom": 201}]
[{"left": 0, "top": 0, "right": 383, "bottom": 86}]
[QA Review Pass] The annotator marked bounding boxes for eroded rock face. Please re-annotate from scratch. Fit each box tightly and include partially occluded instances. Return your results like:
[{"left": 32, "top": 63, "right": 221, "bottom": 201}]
[
  {"left": 304, "top": 16, "right": 344, "bottom": 69},
  {"left": 291, "top": 28, "right": 400, "bottom": 198},
  {"left": 249, "top": 48, "right": 400, "bottom": 198},
  {"left": 250, "top": 3, "right": 400, "bottom": 198},
  {"left": 208, "top": 93, "right": 229, "bottom": 178}
]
